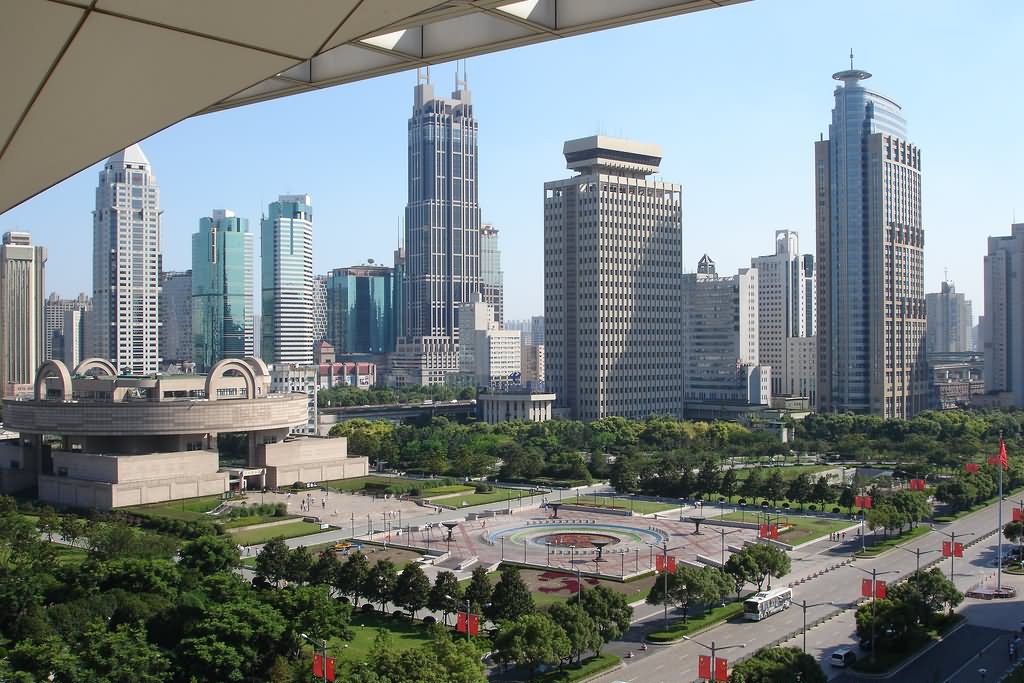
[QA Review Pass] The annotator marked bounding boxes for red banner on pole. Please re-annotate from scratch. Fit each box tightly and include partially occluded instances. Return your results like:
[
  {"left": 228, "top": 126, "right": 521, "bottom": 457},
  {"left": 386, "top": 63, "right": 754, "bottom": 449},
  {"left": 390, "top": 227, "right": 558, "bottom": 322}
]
[
  {"left": 667, "top": 556, "right": 677, "bottom": 572},
  {"left": 954, "top": 542, "right": 964, "bottom": 558},
  {"left": 770, "top": 525, "right": 779, "bottom": 539},
  {"left": 325, "top": 657, "right": 336, "bottom": 681},
  {"left": 698, "top": 654, "right": 711, "bottom": 679},
  {"left": 456, "top": 611, "right": 467, "bottom": 633},
  {"left": 855, "top": 495, "right": 872, "bottom": 509},
  {"left": 759, "top": 524, "right": 768, "bottom": 538},
  {"left": 861, "top": 578, "right": 872, "bottom": 597},
  {"left": 714, "top": 657, "right": 729, "bottom": 682},
  {"left": 909, "top": 479, "right": 925, "bottom": 491},
  {"left": 656, "top": 555, "right": 664, "bottom": 572},
  {"left": 468, "top": 614, "right": 479, "bottom": 636},
  {"left": 965, "top": 463, "right": 980, "bottom": 473},
  {"left": 875, "top": 581, "right": 887, "bottom": 599},
  {"left": 1014, "top": 508, "right": 1023, "bottom": 522}
]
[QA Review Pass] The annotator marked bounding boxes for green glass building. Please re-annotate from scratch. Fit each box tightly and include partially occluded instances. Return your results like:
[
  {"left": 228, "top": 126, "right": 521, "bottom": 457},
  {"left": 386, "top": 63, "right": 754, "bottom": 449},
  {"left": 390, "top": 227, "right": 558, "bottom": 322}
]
[
  {"left": 326, "top": 265, "right": 398, "bottom": 354},
  {"left": 192, "top": 209, "right": 254, "bottom": 371}
]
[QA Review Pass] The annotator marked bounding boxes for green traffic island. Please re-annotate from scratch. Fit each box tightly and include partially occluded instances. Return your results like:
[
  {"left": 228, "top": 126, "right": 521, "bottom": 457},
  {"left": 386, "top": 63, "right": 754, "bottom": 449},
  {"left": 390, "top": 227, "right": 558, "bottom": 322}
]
[
  {"left": 533, "top": 654, "right": 621, "bottom": 683},
  {"left": 644, "top": 602, "right": 745, "bottom": 643},
  {"left": 848, "top": 613, "right": 964, "bottom": 674},
  {"left": 932, "top": 484, "right": 1024, "bottom": 523},
  {"left": 854, "top": 524, "right": 932, "bottom": 558}
]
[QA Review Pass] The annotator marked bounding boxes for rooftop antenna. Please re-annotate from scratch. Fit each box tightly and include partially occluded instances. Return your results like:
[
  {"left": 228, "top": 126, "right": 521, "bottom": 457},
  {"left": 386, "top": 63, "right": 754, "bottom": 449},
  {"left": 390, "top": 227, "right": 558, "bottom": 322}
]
[{"left": 850, "top": 48, "right": 854, "bottom": 69}]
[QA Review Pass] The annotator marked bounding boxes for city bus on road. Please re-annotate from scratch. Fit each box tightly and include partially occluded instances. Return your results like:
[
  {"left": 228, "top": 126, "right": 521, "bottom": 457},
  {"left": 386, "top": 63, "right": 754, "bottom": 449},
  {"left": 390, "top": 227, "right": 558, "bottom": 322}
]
[{"left": 743, "top": 586, "right": 793, "bottom": 621}]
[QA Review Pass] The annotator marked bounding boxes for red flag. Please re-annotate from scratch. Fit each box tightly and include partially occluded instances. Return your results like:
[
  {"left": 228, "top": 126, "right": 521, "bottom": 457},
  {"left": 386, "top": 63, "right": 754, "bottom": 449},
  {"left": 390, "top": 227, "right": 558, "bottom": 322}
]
[
  {"left": 910, "top": 479, "right": 925, "bottom": 491},
  {"left": 325, "top": 657, "right": 336, "bottom": 681},
  {"left": 771, "top": 525, "right": 779, "bottom": 539},
  {"left": 714, "top": 657, "right": 729, "bottom": 682},
  {"left": 313, "top": 654, "right": 323, "bottom": 677},
  {"left": 468, "top": 614, "right": 479, "bottom": 636},
  {"left": 759, "top": 524, "right": 769, "bottom": 538},
  {"left": 456, "top": 611, "right": 467, "bottom": 633},
  {"left": 855, "top": 495, "right": 871, "bottom": 509},
  {"left": 667, "top": 556, "right": 677, "bottom": 572},
  {"left": 861, "top": 578, "right": 872, "bottom": 597},
  {"left": 954, "top": 542, "right": 964, "bottom": 558},
  {"left": 965, "top": 463, "right": 980, "bottom": 473},
  {"left": 1014, "top": 508, "right": 1023, "bottom": 522},
  {"left": 1001, "top": 439, "right": 1009, "bottom": 470},
  {"left": 875, "top": 581, "right": 887, "bottom": 599},
  {"left": 863, "top": 496, "right": 872, "bottom": 509},
  {"left": 698, "top": 654, "right": 712, "bottom": 679},
  {"left": 942, "top": 541, "right": 951, "bottom": 557},
  {"left": 656, "top": 555, "right": 664, "bottom": 572}
]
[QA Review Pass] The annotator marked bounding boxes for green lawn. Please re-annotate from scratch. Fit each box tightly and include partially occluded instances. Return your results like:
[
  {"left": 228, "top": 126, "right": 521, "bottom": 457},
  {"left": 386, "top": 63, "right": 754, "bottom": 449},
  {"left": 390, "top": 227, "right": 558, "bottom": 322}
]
[
  {"left": 645, "top": 602, "right": 745, "bottom": 642},
  {"left": 326, "top": 476, "right": 410, "bottom": 491},
  {"left": 419, "top": 485, "right": 475, "bottom": 497},
  {"left": 430, "top": 488, "right": 541, "bottom": 508},
  {"left": 712, "top": 510, "right": 854, "bottom": 545},
  {"left": 732, "top": 465, "right": 832, "bottom": 481},
  {"left": 52, "top": 544, "right": 88, "bottom": 566},
  {"left": 567, "top": 494, "right": 680, "bottom": 514},
  {"left": 327, "top": 611, "right": 434, "bottom": 664},
  {"left": 220, "top": 513, "right": 297, "bottom": 529},
  {"left": 229, "top": 520, "right": 326, "bottom": 546},
  {"left": 123, "top": 494, "right": 230, "bottom": 522},
  {"left": 854, "top": 524, "right": 932, "bottom": 558}
]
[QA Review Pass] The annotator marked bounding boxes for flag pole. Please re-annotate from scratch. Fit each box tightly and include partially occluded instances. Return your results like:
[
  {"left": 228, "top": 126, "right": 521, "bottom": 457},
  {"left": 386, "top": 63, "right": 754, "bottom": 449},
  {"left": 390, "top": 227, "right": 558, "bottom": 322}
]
[{"left": 998, "top": 432, "right": 1004, "bottom": 591}]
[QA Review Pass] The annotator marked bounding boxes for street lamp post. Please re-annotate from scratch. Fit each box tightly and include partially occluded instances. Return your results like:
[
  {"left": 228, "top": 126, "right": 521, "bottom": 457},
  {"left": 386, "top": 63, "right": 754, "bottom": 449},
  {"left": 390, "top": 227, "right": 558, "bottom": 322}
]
[
  {"left": 501, "top": 536, "right": 505, "bottom": 561},
  {"left": 710, "top": 528, "right": 739, "bottom": 568},
  {"left": 850, "top": 565, "right": 897, "bottom": 664},
  {"left": 546, "top": 542, "right": 551, "bottom": 566},
  {"left": 894, "top": 546, "right": 941, "bottom": 575},
  {"left": 797, "top": 600, "right": 833, "bottom": 653},
  {"left": 300, "top": 632, "right": 329, "bottom": 683},
  {"left": 935, "top": 529, "right": 975, "bottom": 583},
  {"left": 681, "top": 636, "right": 745, "bottom": 682},
  {"left": 649, "top": 541, "right": 683, "bottom": 632}
]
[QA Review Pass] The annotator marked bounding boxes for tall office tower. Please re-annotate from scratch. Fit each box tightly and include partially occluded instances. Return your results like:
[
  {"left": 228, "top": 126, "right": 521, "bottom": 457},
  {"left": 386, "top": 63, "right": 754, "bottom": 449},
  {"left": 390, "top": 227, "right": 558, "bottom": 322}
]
[
  {"left": 681, "top": 255, "right": 770, "bottom": 417},
  {"left": 191, "top": 209, "right": 254, "bottom": 371},
  {"left": 43, "top": 291, "right": 90, "bottom": 361},
  {"left": 750, "top": 230, "right": 815, "bottom": 398},
  {"left": 92, "top": 144, "right": 161, "bottom": 375},
  {"left": 393, "top": 247, "right": 405, "bottom": 341},
  {"left": 521, "top": 343, "right": 545, "bottom": 388},
  {"left": 982, "top": 224, "right": 1024, "bottom": 407},
  {"left": 261, "top": 195, "right": 314, "bottom": 365},
  {"left": 159, "top": 270, "right": 192, "bottom": 366},
  {"left": 0, "top": 232, "right": 46, "bottom": 393},
  {"left": 252, "top": 314, "right": 262, "bottom": 357},
  {"left": 544, "top": 136, "right": 683, "bottom": 420},
  {"left": 815, "top": 65, "right": 927, "bottom": 418},
  {"left": 326, "top": 264, "right": 398, "bottom": 354},
  {"left": 481, "top": 223, "right": 503, "bottom": 326},
  {"left": 530, "top": 315, "right": 545, "bottom": 345},
  {"left": 404, "top": 68, "right": 481, "bottom": 344},
  {"left": 457, "top": 294, "right": 520, "bottom": 389},
  {"left": 926, "top": 280, "right": 972, "bottom": 354},
  {"left": 312, "top": 274, "right": 327, "bottom": 344},
  {"left": 62, "top": 306, "right": 91, "bottom": 368}
]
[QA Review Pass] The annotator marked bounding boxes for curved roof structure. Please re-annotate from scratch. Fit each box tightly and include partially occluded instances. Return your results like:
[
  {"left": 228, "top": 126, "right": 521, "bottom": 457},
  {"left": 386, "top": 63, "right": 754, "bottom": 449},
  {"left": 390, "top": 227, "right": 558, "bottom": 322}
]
[{"left": 0, "top": 0, "right": 748, "bottom": 214}]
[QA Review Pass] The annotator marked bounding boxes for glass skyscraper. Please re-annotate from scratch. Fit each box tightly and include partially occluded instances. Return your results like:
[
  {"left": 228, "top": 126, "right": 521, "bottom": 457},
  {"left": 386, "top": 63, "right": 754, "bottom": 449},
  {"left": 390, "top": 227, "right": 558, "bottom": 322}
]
[
  {"left": 192, "top": 210, "right": 253, "bottom": 371},
  {"left": 326, "top": 265, "right": 397, "bottom": 354},
  {"left": 815, "top": 65, "right": 927, "bottom": 418},
  {"left": 261, "top": 195, "right": 314, "bottom": 365},
  {"left": 404, "top": 68, "right": 481, "bottom": 342}
]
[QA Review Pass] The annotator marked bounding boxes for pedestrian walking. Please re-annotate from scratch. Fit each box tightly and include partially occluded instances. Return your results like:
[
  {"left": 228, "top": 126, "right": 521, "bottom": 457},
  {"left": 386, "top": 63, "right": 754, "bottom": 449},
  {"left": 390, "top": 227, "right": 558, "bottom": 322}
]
[{"left": 1009, "top": 642, "right": 1014, "bottom": 663}]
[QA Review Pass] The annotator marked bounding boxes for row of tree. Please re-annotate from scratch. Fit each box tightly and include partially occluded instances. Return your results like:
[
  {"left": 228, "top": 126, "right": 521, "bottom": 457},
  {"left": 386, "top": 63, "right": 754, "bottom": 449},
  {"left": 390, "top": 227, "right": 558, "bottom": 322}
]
[
  {"left": 319, "top": 384, "right": 475, "bottom": 408},
  {"left": 854, "top": 568, "right": 963, "bottom": 651}
]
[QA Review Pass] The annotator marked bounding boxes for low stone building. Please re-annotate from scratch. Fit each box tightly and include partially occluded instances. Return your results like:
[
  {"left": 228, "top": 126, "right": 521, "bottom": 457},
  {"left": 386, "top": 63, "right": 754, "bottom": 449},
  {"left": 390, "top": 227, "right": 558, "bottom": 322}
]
[{"left": 1, "top": 356, "right": 367, "bottom": 510}]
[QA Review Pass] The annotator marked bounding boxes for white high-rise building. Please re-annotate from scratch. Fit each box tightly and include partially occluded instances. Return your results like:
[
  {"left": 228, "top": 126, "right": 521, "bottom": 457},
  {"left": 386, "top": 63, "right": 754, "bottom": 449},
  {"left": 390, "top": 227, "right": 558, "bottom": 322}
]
[
  {"left": 457, "top": 294, "right": 520, "bottom": 389},
  {"left": 926, "top": 280, "right": 972, "bottom": 354},
  {"left": 750, "top": 230, "right": 815, "bottom": 401},
  {"left": 682, "top": 255, "right": 770, "bottom": 415},
  {"left": 982, "top": 224, "right": 1024, "bottom": 407},
  {"left": 62, "top": 307, "right": 91, "bottom": 369},
  {"left": 43, "top": 291, "right": 90, "bottom": 361},
  {"left": 544, "top": 136, "right": 683, "bottom": 420},
  {"left": 92, "top": 144, "right": 161, "bottom": 375},
  {"left": 0, "top": 232, "right": 46, "bottom": 393},
  {"left": 261, "top": 195, "right": 314, "bottom": 365},
  {"left": 269, "top": 363, "right": 318, "bottom": 435}
]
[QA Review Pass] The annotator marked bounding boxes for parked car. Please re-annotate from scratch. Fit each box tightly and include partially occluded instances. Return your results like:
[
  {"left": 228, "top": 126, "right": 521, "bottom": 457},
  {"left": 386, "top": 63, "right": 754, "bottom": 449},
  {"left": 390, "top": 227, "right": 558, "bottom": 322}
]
[{"left": 830, "top": 647, "right": 856, "bottom": 667}]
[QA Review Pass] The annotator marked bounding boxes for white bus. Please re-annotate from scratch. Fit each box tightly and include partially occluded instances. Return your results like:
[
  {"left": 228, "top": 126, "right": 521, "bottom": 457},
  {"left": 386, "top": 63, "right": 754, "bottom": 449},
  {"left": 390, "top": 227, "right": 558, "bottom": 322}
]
[{"left": 743, "top": 587, "right": 793, "bottom": 621}]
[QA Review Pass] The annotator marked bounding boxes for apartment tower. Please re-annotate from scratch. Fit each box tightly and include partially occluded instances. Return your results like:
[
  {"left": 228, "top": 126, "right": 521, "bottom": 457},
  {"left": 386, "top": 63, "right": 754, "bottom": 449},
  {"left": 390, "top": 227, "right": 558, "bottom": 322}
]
[
  {"left": 261, "top": 195, "right": 314, "bottom": 365},
  {"left": 544, "top": 136, "right": 683, "bottom": 420},
  {"left": 815, "top": 65, "right": 927, "bottom": 418},
  {"left": 982, "top": 224, "right": 1024, "bottom": 407},
  {"left": 92, "top": 144, "right": 161, "bottom": 375},
  {"left": 926, "top": 280, "right": 972, "bottom": 354},
  {"left": 481, "top": 223, "right": 504, "bottom": 327}
]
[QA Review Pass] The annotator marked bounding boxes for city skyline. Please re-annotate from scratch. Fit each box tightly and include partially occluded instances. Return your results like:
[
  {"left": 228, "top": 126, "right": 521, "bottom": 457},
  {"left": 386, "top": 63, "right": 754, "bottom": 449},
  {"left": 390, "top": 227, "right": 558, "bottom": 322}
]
[{"left": 0, "top": 1, "right": 1020, "bottom": 322}]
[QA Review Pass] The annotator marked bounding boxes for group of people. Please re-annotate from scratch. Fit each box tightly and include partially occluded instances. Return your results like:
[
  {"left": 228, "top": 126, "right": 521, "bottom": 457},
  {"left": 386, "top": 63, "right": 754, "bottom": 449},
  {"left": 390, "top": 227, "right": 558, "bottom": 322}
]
[{"left": 829, "top": 531, "right": 846, "bottom": 542}]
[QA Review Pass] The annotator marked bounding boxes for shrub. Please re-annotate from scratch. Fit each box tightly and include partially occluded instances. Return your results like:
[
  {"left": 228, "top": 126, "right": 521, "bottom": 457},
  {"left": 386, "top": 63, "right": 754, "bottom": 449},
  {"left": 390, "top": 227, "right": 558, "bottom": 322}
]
[
  {"left": 832, "top": 507, "right": 842, "bottom": 514},
  {"left": 422, "top": 615, "right": 437, "bottom": 626},
  {"left": 409, "top": 487, "right": 422, "bottom": 497},
  {"left": 274, "top": 503, "right": 287, "bottom": 517},
  {"left": 474, "top": 483, "right": 493, "bottom": 494},
  {"left": 808, "top": 505, "right": 817, "bottom": 512},
  {"left": 361, "top": 603, "right": 377, "bottom": 614}
]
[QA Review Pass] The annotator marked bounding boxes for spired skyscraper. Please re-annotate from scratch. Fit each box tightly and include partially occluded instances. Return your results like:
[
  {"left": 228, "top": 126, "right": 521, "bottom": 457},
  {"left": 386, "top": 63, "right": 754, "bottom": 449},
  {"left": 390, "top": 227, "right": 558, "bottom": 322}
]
[
  {"left": 92, "top": 144, "right": 161, "bottom": 375},
  {"left": 815, "top": 63, "right": 927, "bottom": 419},
  {"left": 192, "top": 210, "right": 254, "bottom": 371},
  {"left": 404, "top": 67, "right": 481, "bottom": 345},
  {"left": 261, "top": 195, "right": 314, "bottom": 365}
]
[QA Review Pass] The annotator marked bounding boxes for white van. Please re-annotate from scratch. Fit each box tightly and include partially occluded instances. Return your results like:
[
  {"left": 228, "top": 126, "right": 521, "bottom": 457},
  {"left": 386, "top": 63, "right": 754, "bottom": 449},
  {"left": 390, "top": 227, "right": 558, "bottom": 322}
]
[{"left": 830, "top": 647, "right": 856, "bottom": 667}]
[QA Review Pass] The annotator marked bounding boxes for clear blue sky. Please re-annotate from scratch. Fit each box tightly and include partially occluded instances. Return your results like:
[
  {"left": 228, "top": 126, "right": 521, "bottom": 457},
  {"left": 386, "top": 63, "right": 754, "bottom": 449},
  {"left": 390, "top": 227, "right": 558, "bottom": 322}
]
[{"left": 1, "top": 0, "right": 1020, "bottom": 322}]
